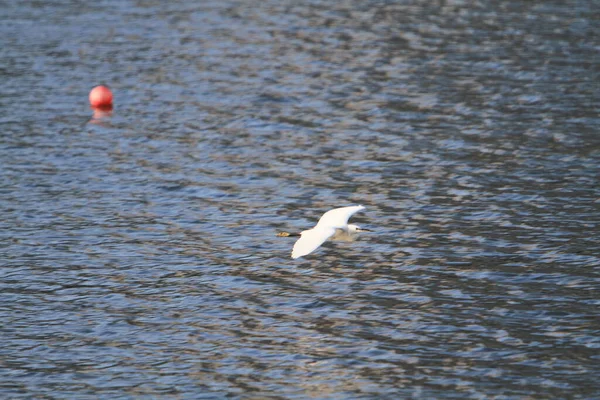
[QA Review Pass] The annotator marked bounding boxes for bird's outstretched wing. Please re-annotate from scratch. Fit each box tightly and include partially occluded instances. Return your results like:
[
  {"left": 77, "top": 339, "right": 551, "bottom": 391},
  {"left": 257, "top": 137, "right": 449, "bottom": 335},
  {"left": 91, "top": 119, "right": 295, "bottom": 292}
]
[
  {"left": 315, "top": 205, "right": 365, "bottom": 229},
  {"left": 291, "top": 227, "right": 336, "bottom": 259}
]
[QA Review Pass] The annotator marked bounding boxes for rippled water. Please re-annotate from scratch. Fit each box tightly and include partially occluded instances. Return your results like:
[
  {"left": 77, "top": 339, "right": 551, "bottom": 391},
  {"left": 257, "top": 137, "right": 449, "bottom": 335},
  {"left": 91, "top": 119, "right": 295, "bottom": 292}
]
[{"left": 1, "top": 1, "right": 599, "bottom": 398}]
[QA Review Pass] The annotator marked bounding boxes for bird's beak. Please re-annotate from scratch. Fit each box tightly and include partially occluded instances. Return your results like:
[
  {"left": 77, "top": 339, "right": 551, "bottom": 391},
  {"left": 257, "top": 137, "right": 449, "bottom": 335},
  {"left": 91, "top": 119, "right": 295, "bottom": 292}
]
[{"left": 358, "top": 228, "right": 373, "bottom": 232}]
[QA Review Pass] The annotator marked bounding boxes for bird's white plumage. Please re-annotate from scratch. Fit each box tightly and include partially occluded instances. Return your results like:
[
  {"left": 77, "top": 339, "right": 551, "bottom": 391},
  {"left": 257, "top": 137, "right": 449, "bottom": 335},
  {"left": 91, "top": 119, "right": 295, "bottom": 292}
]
[
  {"left": 290, "top": 205, "right": 366, "bottom": 259},
  {"left": 291, "top": 227, "right": 336, "bottom": 259},
  {"left": 315, "top": 205, "right": 365, "bottom": 229}
]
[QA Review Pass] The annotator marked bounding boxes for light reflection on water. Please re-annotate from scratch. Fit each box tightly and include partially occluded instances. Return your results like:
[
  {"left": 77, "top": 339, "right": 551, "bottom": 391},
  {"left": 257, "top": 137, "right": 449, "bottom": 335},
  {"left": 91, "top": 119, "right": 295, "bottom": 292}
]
[{"left": 1, "top": 0, "right": 599, "bottom": 398}]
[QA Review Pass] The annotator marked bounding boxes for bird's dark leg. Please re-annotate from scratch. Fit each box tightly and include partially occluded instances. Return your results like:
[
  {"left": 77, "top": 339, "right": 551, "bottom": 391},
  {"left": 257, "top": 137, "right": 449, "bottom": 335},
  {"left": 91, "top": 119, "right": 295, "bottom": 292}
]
[{"left": 276, "top": 232, "right": 301, "bottom": 237}]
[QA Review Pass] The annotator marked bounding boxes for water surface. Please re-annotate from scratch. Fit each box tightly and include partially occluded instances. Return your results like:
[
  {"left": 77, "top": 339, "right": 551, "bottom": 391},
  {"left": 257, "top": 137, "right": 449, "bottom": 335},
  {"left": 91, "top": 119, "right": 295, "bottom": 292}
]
[{"left": 1, "top": 1, "right": 599, "bottom": 398}]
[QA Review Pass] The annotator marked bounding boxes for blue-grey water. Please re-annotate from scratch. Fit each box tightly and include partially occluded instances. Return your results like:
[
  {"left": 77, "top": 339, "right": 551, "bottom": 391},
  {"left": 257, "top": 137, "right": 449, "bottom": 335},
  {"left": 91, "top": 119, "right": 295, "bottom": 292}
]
[{"left": 1, "top": 1, "right": 599, "bottom": 399}]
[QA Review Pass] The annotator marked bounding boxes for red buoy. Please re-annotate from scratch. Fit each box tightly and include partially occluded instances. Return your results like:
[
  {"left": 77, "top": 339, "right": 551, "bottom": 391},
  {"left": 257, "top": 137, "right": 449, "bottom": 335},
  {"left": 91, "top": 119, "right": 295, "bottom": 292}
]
[{"left": 89, "top": 85, "right": 113, "bottom": 109}]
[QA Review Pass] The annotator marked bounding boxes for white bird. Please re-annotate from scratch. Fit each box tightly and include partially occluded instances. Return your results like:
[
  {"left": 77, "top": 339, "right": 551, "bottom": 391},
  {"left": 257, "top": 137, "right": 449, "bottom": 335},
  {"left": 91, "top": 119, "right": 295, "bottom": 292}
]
[{"left": 277, "top": 205, "right": 372, "bottom": 259}]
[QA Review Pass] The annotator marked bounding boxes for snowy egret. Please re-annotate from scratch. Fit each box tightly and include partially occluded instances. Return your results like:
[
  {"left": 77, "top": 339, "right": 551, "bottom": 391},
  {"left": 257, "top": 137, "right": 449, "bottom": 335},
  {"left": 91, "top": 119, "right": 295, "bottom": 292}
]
[{"left": 277, "top": 205, "right": 372, "bottom": 259}]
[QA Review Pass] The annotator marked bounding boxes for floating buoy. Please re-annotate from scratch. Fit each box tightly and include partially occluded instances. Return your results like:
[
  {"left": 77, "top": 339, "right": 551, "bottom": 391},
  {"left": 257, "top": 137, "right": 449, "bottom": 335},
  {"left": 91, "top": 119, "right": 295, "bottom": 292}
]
[{"left": 89, "top": 85, "right": 113, "bottom": 109}]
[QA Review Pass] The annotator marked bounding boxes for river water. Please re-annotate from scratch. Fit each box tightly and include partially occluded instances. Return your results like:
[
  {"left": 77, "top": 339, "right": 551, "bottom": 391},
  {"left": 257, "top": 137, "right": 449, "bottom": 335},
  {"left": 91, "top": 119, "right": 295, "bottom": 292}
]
[{"left": 1, "top": 1, "right": 599, "bottom": 399}]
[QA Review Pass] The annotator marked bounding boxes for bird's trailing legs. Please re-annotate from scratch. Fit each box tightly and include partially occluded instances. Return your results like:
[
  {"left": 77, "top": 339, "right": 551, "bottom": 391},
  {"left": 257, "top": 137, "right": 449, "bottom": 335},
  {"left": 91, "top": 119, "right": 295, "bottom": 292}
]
[{"left": 276, "top": 231, "right": 301, "bottom": 237}]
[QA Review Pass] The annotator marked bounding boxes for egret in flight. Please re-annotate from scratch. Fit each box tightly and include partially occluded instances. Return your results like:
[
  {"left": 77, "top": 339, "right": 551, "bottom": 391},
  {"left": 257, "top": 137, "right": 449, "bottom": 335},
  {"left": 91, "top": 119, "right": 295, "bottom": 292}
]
[{"left": 277, "top": 205, "right": 372, "bottom": 259}]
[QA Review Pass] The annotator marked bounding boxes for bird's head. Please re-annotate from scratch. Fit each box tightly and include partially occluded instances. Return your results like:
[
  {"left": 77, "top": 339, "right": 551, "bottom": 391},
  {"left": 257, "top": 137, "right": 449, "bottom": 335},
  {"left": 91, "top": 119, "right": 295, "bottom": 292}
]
[{"left": 348, "top": 224, "right": 373, "bottom": 233}]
